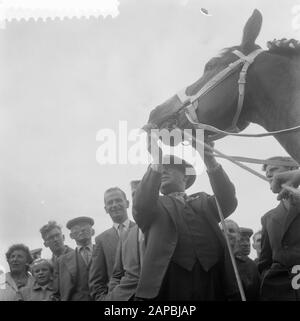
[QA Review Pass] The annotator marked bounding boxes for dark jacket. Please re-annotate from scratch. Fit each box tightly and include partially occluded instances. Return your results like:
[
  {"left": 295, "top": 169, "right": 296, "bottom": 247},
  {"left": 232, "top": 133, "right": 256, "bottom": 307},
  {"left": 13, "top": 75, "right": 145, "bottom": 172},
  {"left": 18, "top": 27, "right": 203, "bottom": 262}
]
[
  {"left": 258, "top": 201, "right": 300, "bottom": 300},
  {"left": 133, "top": 164, "right": 238, "bottom": 300},
  {"left": 53, "top": 247, "right": 93, "bottom": 301}
]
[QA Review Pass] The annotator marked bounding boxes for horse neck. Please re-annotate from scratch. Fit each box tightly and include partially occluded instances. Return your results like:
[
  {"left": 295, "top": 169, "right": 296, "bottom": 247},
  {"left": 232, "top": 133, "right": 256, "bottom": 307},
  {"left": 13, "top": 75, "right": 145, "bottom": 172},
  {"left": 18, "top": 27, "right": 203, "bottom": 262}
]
[{"left": 245, "top": 54, "right": 300, "bottom": 163}]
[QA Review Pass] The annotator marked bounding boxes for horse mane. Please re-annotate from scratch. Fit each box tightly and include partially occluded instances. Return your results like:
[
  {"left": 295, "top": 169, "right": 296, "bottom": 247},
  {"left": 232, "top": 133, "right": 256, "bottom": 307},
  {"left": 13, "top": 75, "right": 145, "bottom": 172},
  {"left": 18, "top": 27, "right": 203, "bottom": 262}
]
[
  {"left": 266, "top": 38, "right": 300, "bottom": 58},
  {"left": 218, "top": 39, "right": 300, "bottom": 59}
]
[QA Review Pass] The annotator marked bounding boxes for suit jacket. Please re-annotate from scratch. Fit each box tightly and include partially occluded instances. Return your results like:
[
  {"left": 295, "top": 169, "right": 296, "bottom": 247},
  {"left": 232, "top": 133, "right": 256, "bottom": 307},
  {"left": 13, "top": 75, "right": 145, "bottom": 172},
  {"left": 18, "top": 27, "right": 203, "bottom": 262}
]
[
  {"left": 89, "top": 222, "right": 135, "bottom": 301},
  {"left": 105, "top": 224, "right": 142, "bottom": 301},
  {"left": 51, "top": 245, "right": 73, "bottom": 265},
  {"left": 0, "top": 272, "right": 35, "bottom": 301},
  {"left": 53, "top": 247, "right": 93, "bottom": 301},
  {"left": 258, "top": 201, "right": 300, "bottom": 300},
  {"left": 133, "top": 164, "right": 238, "bottom": 299}
]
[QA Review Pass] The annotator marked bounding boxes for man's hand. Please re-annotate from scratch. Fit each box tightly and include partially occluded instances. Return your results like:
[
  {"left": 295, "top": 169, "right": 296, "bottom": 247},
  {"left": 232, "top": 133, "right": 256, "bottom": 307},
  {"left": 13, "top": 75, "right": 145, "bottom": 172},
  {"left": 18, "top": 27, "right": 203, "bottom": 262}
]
[
  {"left": 202, "top": 140, "right": 219, "bottom": 171},
  {"left": 280, "top": 185, "right": 300, "bottom": 208},
  {"left": 271, "top": 169, "right": 300, "bottom": 200}
]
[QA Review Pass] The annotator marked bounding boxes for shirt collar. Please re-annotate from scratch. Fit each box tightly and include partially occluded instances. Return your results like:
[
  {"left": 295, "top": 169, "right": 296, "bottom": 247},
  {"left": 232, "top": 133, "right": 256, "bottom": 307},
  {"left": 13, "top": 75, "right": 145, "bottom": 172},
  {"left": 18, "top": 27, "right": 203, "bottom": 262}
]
[
  {"left": 77, "top": 243, "right": 93, "bottom": 252},
  {"left": 168, "top": 192, "right": 187, "bottom": 203},
  {"left": 52, "top": 245, "right": 71, "bottom": 259},
  {"left": 113, "top": 218, "right": 130, "bottom": 231},
  {"left": 33, "top": 281, "right": 54, "bottom": 291}
]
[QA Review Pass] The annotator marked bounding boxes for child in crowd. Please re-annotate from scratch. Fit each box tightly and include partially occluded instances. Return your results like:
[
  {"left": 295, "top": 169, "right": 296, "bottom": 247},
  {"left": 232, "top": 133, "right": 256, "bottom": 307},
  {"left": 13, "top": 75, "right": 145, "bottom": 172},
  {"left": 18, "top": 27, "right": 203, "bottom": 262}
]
[{"left": 19, "top": 258, "right": 55, "bottom": 301}]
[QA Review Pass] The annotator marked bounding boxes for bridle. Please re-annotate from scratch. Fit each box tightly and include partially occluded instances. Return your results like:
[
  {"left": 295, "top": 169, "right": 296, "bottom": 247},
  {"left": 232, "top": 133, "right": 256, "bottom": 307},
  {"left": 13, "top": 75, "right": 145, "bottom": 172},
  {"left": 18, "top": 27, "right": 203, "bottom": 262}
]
[{"left": 175, "top": 48, "right": 264, "bottom": 140}]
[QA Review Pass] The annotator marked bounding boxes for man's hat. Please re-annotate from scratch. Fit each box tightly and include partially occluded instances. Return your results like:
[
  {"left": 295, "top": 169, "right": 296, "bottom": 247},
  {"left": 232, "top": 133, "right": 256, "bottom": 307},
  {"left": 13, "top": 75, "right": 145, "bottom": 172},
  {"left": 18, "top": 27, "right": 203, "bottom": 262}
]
[
  {"left": 239, "top": 227, "right": 253, "bottom": 238},
  {"left": 30, "top": 248, "right": 42, "bottom": 258},
  {"left": 162, "top": 155, "right": 196, "bottom": 189},
  {"left": 66, "top": 216, "right": 94, "bottom": 230},
  {"left": 262, "top": 156, "right": 299, "bottom": 171}
]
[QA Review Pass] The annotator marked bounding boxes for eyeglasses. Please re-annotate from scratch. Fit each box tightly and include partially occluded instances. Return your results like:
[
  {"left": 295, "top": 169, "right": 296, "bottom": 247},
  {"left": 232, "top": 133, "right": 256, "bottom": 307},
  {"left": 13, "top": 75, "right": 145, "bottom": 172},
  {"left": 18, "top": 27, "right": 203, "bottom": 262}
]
[{"left": 46, "top": 233, "right": 62, "bottom": 242}]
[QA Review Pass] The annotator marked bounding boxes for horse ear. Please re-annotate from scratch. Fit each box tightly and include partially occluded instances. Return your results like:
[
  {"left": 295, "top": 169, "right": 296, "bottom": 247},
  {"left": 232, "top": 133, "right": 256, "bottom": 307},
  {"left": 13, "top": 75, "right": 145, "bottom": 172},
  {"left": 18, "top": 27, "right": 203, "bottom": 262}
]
[{"left": 241, "top": 9, "right": 262, "bottom": 53}]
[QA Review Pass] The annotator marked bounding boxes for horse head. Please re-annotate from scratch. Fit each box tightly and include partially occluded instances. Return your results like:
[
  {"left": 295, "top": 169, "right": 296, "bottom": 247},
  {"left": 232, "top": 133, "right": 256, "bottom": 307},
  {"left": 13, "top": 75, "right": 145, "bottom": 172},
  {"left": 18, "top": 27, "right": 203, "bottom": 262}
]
[{"left": 144, "top": 9, "right": 264, "bottom": 144}]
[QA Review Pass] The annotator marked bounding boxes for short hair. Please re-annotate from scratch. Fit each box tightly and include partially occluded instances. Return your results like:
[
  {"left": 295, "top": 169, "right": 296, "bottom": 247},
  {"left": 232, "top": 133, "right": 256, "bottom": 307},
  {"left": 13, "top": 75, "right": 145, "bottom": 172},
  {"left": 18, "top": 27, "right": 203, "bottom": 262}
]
[
  {"left": 253, "top": 230, "right": 262, "bottom": 240},
  {"left": 104, "top": 187, "right": 127, "bottom": 203},
  {"left": 222, "top": 219, "right": 240, "bottom": 231},
  {"left": 6, "top": 244, "right": 33, "bottom": 265},
  {"left": 40, "top": 221, "right": 62, "bottom": 241},
  {"left": 262, "top": 156, "right": 299, "bottom": 171},
  {"left": 30, "top": 258, "right": 53, "bottom": 274}
]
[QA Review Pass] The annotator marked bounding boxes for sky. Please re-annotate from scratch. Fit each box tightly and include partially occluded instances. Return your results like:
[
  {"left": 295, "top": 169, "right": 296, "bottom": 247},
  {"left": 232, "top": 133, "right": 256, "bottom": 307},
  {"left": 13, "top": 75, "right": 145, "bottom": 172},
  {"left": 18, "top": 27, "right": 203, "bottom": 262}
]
[{"left": 0, "top": 0, "right": 300, "bottom": 270}]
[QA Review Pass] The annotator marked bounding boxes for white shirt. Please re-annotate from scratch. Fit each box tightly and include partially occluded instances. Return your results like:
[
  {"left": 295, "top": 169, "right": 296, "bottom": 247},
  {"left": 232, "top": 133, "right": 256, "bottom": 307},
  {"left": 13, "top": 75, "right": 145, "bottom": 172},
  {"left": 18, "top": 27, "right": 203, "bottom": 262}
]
[{"left": 113, "top": 218, "right": 130, "bottom": 234}]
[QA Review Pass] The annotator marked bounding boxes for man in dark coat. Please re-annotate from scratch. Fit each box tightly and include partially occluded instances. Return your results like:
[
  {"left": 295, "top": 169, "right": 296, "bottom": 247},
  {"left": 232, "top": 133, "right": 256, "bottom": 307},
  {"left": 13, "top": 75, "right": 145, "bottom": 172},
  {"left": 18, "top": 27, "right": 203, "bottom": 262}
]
[
  {"left": 259, "top": 156, "right": 300, "bottom": 300},
  {"left": 133, "top": 137, "right": 239, "bottom": 301},
  {"left": 53, "top": 216, "right": 95, "bottom": 301},
  {"left": 235, "top": 227, "right": 260, "bottom": 301}
]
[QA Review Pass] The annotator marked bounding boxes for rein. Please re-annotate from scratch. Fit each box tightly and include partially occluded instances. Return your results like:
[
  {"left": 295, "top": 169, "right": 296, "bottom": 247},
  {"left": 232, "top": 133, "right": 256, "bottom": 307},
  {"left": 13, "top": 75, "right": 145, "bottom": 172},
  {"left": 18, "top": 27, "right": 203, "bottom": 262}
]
[{"left": 176, "top": 48, "right": 300, "bottom": 138}]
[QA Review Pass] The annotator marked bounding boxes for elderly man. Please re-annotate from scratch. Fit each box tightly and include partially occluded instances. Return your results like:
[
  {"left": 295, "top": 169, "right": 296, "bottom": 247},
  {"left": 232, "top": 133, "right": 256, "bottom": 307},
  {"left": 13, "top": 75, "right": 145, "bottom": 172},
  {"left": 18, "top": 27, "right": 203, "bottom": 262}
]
[
  {"left": 259, "top": 156, "right": 300, "bottom": 300},
  {"left": 40, "top": 221, "right": 73, "bottom": 264},
  {"left": 53, "top": 216, "right": 95, "bottom": 301},
  {"left": 89, "top": 187, "right": 135, "bottom": 301},
  {"left": 236, "top": 227, "right": 260, "bottom": 301},
  {"left": 220, "top": 219, "right": 240, "bottom": 253},
  {"left": 133, "top": 136, "right": 238, "bottom": 301},
  {"left": 221, "top": 221, "right": 260, "bottom": 301}
]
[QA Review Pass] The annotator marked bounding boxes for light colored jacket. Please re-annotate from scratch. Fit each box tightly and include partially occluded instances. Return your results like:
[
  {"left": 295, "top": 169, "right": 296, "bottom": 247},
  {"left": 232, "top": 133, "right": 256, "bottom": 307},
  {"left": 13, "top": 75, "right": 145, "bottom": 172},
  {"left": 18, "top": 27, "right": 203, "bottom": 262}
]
[{"left": 0, "top": 272, "right": 35, "bottom": 301}]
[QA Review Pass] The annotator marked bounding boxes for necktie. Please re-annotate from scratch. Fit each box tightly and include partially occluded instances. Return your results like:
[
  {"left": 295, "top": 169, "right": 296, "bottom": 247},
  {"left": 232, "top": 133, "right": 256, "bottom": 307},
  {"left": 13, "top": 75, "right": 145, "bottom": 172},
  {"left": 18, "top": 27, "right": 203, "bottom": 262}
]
[
  {"left": 80, "top": 246, "right": 90, "bottom": 265},
  {"left": 168, "top": 192, "right": 187, "bottom": 204},
  {"left": 118, "top": 223, "right": 126, "bottom": 239}
]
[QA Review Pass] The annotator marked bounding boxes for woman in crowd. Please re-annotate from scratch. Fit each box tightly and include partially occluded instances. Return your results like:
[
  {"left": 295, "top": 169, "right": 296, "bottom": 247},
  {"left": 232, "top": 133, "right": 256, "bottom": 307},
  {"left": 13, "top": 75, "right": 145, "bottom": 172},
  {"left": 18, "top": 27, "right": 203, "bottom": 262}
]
[{"left": 0, "top": 244, "right": 34, "bottom": 301}]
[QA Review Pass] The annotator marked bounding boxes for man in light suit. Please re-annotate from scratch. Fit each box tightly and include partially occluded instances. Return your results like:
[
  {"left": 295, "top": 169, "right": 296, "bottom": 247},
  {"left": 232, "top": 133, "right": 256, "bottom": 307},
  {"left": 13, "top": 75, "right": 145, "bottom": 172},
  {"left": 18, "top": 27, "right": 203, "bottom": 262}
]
[
  {"left": 89, "top": 187, "right": 135, "bottom": 301},
  {"left": 133, "top": 136, "right": 239, "bottom": 300},
  {"left": 53, "top": 216, "right": 95, "bottom": 301},
  {"left": 104, "top": 180, "right": 144, "bottom": 301},
  {"left": 259, "top": 156, "right": 300, "bottom": 300}
]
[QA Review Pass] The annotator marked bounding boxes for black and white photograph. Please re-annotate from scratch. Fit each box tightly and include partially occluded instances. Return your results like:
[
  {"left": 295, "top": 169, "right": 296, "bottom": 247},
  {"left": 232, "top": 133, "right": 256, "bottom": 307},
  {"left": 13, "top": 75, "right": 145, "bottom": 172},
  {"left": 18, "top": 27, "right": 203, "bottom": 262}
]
[{"left": 1, "top": 0, "right": 300, "bottom": 308}]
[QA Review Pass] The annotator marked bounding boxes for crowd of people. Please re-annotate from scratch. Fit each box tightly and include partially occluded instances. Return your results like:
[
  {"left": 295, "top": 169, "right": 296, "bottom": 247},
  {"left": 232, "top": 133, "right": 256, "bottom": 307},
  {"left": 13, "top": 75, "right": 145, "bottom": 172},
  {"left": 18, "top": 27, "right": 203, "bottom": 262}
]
[{"left": 1, "top": 137, "right": 300, "bottom": 301}]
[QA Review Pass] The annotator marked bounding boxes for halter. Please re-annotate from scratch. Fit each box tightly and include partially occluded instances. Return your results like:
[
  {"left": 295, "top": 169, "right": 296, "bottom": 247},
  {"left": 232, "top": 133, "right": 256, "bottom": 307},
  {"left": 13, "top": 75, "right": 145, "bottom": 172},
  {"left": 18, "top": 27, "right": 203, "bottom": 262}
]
[{"left": 176, "top": 48, "right": 264, "bottom": 140}]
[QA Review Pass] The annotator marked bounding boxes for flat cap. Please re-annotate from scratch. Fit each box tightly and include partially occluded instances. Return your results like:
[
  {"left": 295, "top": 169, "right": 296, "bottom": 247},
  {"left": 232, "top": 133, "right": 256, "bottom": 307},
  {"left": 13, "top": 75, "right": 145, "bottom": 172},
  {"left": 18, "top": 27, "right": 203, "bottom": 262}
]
[
  {"left": 262, "top": 156, "right": 299, "bottom": 171},
  {"left": 239, "top": 227, "right": 254, "bottom": 238},
  {"left": 66, "top": 216, "right": 94, "bottom": 230}
]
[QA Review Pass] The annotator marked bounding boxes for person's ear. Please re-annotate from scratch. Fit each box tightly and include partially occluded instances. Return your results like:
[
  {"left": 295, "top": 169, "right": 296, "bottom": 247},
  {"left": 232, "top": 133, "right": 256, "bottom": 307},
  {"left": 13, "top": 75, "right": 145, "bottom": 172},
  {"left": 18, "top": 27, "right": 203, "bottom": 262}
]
[
  {"left": 62, "top": 234, "right": 65, "bottom": 242},
  {"left": 70, "top": 232, "right": 75, "bottom": 240},
  {"left": 91, "top": 228, "right": 95, "bottom": 237},
  {"left": 44, "top": 241, "right": 49, "bottom": 248},
  {"left": 104, "top": 205, "right": 109, "bottom": 214}
]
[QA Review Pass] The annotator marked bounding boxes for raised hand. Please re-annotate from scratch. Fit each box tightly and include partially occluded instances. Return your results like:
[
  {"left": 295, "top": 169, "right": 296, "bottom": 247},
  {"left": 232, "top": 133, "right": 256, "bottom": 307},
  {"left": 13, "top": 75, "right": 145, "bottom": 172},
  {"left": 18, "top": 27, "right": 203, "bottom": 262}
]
[
  {"left": 147, "top": 131, "right": 163, "bottom": 165},
  {"left": 271, "top": 169, "right": 300, "bottom": 200}
]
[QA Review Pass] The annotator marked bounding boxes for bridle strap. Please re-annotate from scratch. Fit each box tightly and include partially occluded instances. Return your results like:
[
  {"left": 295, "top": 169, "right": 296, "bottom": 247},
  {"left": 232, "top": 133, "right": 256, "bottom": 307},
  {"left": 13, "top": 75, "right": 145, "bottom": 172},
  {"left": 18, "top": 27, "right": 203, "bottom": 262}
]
[
  {"left": 232, "top": 49, "right": 264, "bottom": 129},
  {"left": 177, "top": 48, "right": 264, "bottom": 135}
]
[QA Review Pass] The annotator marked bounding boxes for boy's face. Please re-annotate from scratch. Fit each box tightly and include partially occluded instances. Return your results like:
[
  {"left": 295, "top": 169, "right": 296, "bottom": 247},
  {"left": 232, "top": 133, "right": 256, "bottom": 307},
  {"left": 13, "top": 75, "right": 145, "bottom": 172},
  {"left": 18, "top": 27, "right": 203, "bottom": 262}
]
[{"left": 32, "top": 263, "right": 52, "bottom": 286}]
